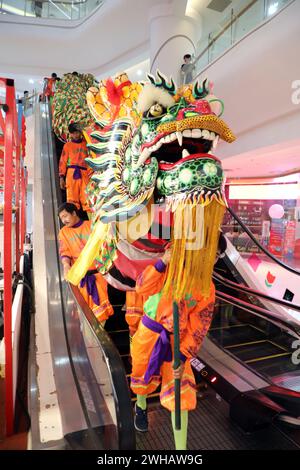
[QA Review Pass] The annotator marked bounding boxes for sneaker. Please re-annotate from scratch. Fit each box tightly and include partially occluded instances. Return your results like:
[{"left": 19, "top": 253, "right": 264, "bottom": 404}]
[{"left": 134, "top": 403, "right": 148, "bottom": 432}]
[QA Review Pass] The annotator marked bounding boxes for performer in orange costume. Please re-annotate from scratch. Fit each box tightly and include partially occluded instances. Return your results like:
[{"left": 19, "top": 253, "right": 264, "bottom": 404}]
[
  {"left": 58, "top": 203, "right": 113, "bottom": 324},
  {"left": 59, "top": 123, "right": 91, "bottom": 212},
  {"left": 41, "top": 72, "right": 58, "bottom": 102},
  {"left": 130, "top": 248, "right": 215, "bottom": 449}
]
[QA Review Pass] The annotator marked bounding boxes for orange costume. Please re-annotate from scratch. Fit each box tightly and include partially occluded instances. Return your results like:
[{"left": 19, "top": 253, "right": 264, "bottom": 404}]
[
  {"left": 43, "top": 77, "right": 56, "bottom": 98},
  {"left": 130, "top": 260, "right": 215, "bottom": 412},
  {"left": 59, "top": 140, "right": 90, "bottom": 211},
  {"left": 125, "top": 291, "right": 148, "bottom": 337},
  {"left": 58, "top": 220, "right": 113, "bottom": 322}
]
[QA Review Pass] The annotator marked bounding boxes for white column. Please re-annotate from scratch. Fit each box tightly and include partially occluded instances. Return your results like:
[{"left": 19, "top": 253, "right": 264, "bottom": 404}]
[{"left": 149, "top": 1, "right": 201, "bottom": 86}]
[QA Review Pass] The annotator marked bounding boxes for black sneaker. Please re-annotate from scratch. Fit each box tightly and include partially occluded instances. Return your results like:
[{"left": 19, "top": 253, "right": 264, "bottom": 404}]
[{"left": 134, "top": 403, "right": 148, "bottom": 432}]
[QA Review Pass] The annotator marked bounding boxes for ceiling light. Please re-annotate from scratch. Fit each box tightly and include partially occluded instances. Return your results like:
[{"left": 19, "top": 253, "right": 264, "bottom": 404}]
[
  {"left": 29, "top": 79, "right": 34, "bottom": 84},
  {"left": 268, "top": 2, "right": 278, "bottom": 16},
  {"left": 136, "top": 69, "right": 143, "bottom": 76}
]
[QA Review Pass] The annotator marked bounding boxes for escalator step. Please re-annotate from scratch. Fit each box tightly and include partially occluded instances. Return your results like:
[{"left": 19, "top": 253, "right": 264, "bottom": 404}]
[
  {"left": 108, "top": 330, "right": 130, "bottom": 355},
  {"left": 135, "top": 388, "right": 298, "bottom": 450}
]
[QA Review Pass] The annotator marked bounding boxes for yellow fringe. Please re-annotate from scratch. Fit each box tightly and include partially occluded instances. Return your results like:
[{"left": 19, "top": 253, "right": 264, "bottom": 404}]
[
  {"left": 163, "top": 199, "right": 225, "bottom": 301},
  {"left": 67, "top": 220, "right": 110, "bottom": 285}
]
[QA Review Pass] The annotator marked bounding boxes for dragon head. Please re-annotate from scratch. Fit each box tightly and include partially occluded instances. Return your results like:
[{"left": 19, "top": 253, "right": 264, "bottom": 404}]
[{"left": 85, "top": 71, "right": 235, "bottom": 224}]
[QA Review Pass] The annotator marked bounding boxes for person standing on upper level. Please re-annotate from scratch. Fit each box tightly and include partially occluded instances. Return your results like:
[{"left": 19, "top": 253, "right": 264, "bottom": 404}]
[{"left": 180, "top": 54, "right": 195, "bottom": 85}]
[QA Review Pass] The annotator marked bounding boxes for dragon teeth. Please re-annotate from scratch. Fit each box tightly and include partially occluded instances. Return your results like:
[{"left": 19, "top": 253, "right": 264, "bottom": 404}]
[
  {"left": 176, "top": 131, "right": 183, "bottom": 147},
  {"left": 134, "top": 147, "right": 151, "bottom": 169},
  {"left": 182, "top": 149, "right": 190, "bottom": 159},
  {"left": 182, "top": 129, "right": 192, "bottom": 137},
  {"left": 212, "top": 135, "right": 219, "bottom": 149},
  {"left": 191, "top": 129, "right": 202, "bottom": 138},
  {"left": 201, "top": 130, "right": 210, "bottom": 140}
]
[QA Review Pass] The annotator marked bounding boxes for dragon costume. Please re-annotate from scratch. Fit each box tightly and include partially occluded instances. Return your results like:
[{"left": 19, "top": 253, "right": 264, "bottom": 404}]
[{"left": 67, "top": 71, "right": 235, "bottom": 301}]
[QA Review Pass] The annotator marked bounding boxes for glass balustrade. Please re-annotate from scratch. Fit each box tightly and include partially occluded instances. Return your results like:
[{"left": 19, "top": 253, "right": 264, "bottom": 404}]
[
  {"left": 194, "top": 0, "right": 292, "bottom": 78},
  {"left": 0, "top": 0, "right": 104, "bottom": 20}
]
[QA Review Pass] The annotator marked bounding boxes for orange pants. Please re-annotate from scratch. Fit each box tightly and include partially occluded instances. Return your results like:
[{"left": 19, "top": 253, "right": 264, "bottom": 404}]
[
  {"left": 79, "top": 273, "right": 114, "bottom": 323},
  {"left": 66, "top": 167, "right": 90, "bottom": 212},
  {"left": 125, "top": 291, "right": 147, "bottom": 337},
  {"left": 130, "top": 317, "right": 197, "bottom": 412}
]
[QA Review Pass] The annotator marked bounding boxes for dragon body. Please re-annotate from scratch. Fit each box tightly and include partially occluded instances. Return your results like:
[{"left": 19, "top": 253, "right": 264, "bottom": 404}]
[{"left": 52, "top": 72, "right": 96, "bottom": 142}]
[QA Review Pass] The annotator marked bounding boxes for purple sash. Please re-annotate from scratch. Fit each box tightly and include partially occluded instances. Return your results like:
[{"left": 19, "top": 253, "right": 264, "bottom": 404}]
[
  {"left": 68, "top": 165, "right": 87, "bottom": 180},
  {"left": 142, "top": 315, "right": 172, "bottom": 384},
  {"left": 80, "top": 270, "right": 100, "bottom": 305}
]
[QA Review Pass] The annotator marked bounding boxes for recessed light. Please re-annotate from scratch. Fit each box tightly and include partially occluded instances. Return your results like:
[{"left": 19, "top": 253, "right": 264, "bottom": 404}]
[
  {"left": 29, "top": 79, "right": 34, "bottom": 84},
  {"left": 136, "top": 69, "right": 143, "bottom": 76}
]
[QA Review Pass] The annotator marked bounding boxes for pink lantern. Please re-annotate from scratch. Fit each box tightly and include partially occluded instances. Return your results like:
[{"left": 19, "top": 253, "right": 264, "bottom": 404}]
[{"left": 268, "top": 204, "right": 284, "bottom": 219}]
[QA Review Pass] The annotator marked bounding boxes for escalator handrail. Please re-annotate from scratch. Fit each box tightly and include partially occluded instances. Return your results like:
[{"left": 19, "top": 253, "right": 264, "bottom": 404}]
[
  {"left": 227, "top": 206, "right": 300, "bottom": 276},
  {"left": 45, "top": 99, "right": 135, "bottom": 449},
  {"left": 216, "top": 289, "right": 300, "bottom": 339},
  {"left": 69, "top": 284, "right": 135, "bottom": 450},
  {"left": 44, "top": 100, "right": 107, "bottom": 447},
  {"left": 213, "top": 271, "right": 300, "bottom": 312}
]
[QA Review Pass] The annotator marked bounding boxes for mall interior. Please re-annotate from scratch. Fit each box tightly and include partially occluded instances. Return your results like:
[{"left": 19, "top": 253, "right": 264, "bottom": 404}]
[{"left": 0, "top": 0, "right": 300, "bottom": 452}]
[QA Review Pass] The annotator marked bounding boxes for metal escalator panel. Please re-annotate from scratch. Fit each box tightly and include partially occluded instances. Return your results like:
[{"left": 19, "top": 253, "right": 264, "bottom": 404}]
[
  {"left": 31, "top": 100, "right": 135, "bottom": 449},
  {"left": 63, "top": 283, "right": 135, "bottom": 450},
  {"left": 195, "top": 290, "right": 300, "bottom": 433},
  {"left": 209, "top": 295, "right": 300, "bottom": 389}
]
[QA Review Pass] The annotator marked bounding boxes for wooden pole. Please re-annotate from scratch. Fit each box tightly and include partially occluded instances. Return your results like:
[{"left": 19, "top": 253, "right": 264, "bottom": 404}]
[{"left": 173, "top": 301, "right": 181, "bottom": 430}]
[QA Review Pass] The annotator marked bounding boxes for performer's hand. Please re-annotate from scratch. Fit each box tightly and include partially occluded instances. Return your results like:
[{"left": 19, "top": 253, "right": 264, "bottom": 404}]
[
  {"left": 173, "top": 362, "right": 184, "bottom": 380},
  {"left": 162, "top": 248, "right": 171, "bottom": 265},
  {"left": 60, "top": 176, "right": 66, "bottom": 190}
]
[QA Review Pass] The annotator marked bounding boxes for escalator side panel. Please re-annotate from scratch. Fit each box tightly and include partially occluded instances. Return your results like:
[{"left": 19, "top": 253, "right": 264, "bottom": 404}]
[{"left": 230, "top": 390, "right": 285, "bottom": 432}]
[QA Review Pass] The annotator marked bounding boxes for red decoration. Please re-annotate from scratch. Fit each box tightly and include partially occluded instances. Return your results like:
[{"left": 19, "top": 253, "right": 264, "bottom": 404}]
[{"left": 100, "top": 79, "right": 132, "bottom": 133}]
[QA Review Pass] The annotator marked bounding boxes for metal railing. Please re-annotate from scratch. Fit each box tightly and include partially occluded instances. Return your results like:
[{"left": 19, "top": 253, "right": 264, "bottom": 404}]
[
  {"left": 0, "top": 0, "right": 104, "bottom": 21},
  {"left": 193, "top": 0, "right": 293, "bottom": 78}
]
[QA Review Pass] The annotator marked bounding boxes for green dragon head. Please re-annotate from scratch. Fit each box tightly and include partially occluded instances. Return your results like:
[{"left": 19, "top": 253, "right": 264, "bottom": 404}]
[{"left": 85, "top": 71, "right": 235, "bottom": 224}]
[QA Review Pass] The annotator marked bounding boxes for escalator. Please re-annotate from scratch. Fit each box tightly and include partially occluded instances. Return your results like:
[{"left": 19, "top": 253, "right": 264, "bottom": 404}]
[
  {"left": 194, "top": 208, "right": 300, "bottom": 438},
  {"left": 28, "top": 99, "right": 135, "bottom": 450}
]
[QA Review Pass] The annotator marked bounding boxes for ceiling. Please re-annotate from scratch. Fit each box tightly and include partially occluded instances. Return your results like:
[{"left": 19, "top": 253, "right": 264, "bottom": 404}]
[
  {"left": 0, "top": 0, "right": 171, "bottom": 78},
  {"left": 2, "top": 0, "right": 299, "bottom": 183},
  {"left": 0, "top": 0, "right": 246, "bottom": 88},
  {"left": 221, "top": 139, "right": 300, "bottom": 179}
]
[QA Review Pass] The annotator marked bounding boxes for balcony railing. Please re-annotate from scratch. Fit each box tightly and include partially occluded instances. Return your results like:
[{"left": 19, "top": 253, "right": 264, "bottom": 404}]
[
  {"left": 0, "top": 0, "right": 104, "bottom": 20},
  {"left": 193, "top": 0, "right": 293, "bottom": 79}
]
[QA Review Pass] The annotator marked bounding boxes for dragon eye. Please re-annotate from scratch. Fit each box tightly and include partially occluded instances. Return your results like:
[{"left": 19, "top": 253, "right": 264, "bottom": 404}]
[{"left": 147, "top": 102, "right": 165, "bottom": 117}]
